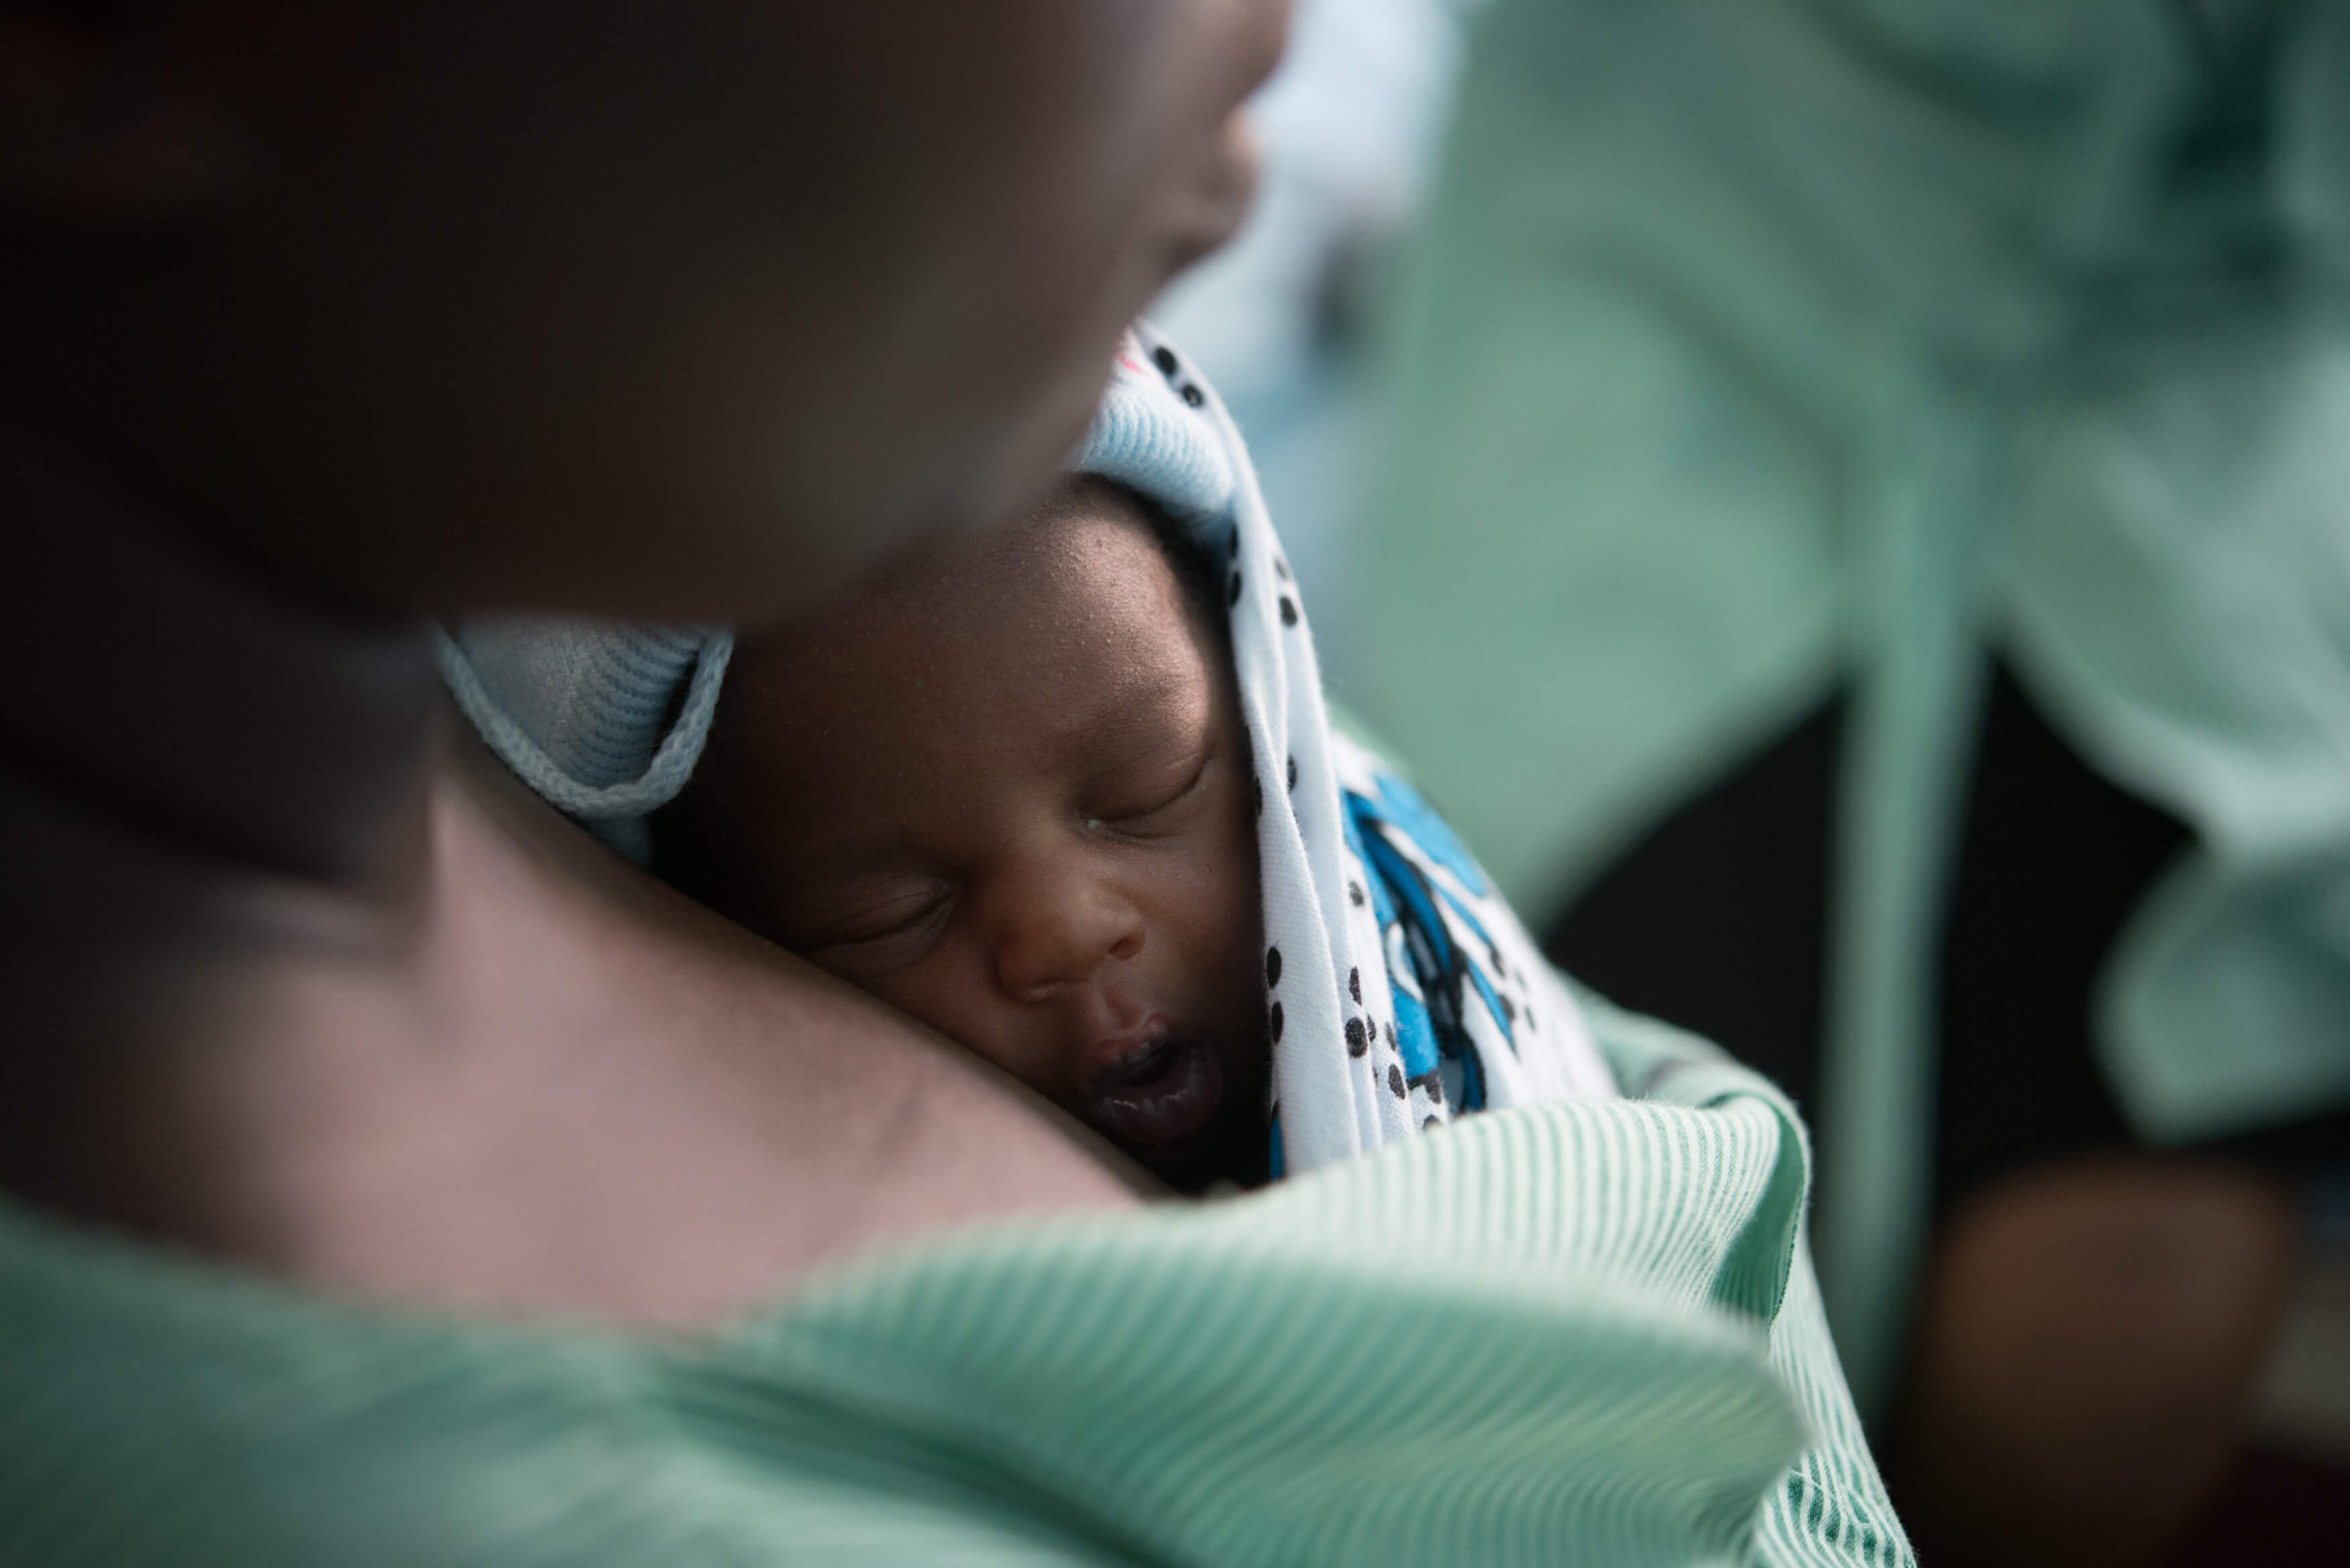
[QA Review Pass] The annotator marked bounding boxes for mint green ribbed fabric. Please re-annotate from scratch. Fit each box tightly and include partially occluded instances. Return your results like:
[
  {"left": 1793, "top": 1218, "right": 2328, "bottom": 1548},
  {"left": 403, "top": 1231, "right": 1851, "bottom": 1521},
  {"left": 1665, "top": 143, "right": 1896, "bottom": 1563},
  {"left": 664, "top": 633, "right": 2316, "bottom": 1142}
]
[
  {"left": 0, "top": 998, "right": 1908, "bottom": 1567},
  {"left": 1360, "top": 0, "right": 2350, "bottom": 1411}
]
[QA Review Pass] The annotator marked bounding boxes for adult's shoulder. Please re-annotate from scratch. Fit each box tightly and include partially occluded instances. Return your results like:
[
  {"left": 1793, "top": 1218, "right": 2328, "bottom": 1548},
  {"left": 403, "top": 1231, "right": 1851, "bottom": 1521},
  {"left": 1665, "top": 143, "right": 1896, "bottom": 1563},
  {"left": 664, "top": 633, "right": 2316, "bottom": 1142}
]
[{"left": 386, "top": 734, "right": 1146, "bottom": 1326}]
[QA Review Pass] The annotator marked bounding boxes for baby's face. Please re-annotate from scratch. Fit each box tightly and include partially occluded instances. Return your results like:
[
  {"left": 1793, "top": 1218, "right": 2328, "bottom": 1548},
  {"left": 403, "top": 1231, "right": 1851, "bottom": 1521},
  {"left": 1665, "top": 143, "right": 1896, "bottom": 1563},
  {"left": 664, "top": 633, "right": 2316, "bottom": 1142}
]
[{"left": 681, "top": 489, "right": 1267, "bottom": 1187}]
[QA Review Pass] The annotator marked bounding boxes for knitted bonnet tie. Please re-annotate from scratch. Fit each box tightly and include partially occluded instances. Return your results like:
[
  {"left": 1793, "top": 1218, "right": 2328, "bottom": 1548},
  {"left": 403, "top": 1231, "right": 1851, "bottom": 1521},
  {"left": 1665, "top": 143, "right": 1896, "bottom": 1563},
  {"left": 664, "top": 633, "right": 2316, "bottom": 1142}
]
[
  {"left": 436, "top": 618, "right": 731, "bottom": 866},
  {"left": 438, "top": 320, "right": 1613, "bottom": 1179}
]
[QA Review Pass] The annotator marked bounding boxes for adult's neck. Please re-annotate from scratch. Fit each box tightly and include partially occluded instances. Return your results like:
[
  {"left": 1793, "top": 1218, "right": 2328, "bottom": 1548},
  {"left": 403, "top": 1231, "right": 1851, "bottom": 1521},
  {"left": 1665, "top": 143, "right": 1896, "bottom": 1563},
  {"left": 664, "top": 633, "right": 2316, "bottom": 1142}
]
[
  {"left": 0, "top": 418, "right": 438, "bottom": 899},
  {"left": 0, "top": 416, "right": 440, "bottom": 1244}
]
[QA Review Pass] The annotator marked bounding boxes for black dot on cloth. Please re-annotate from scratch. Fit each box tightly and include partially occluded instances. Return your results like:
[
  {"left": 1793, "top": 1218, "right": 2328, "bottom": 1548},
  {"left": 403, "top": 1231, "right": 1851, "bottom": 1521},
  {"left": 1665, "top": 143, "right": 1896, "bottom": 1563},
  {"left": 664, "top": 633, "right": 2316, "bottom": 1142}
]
[
  {"left": 1411, "top": 1071, "right": 1444, "bottom": 1106},
  {"left": 1488, "top": 943, "right": 1507, "bottom": 977},
  {"left": 1384, "top": 1020, "right": 1397, "bottom": 1048},
  {"left": 1387, "top": 1064, "right": 1406, "bottom": 1099},
  {"left": 1274, "top": 556, "right": 1291, "bottom": 581},
  {"left": 1264, "top": 946, "right": 1282, "bottom": 987},
  {"left": 1500, "top": 994, "right": 1517, "bottom": 1024},
  {"left": 1227, "top": 571, "right": 1243, "bottom": 607},
  {"left": 1268, "top": 1001, "right": 1284, "bottom": 1042},
  {"left": 1252, "top": 776, "right": 1263, "bottom": 818},
  {"left": 1349, "top": 882, "right": 1366, "bottom": 908},
  {"left": 1286, "top": 755, "right": 1298, "bottom": 792},
  {"left": 1152, "top": 345, "right": 1178, "bottom": 376},
  {"left": 1348, "top": 967, "right": 1362, "bottom": 1003},
  {"left": 1423, "top": 1116, "right": 1442, "bottom": 1131},
  {"left": 1345, "top": 1018, "right": 1367, "bottom": 1057},
  {"left": 1180, "top": 383, "right": 1204, "bottom": 407},
  {"left": 1279, "top": 597, "right": 1299, "bottom": 626}
]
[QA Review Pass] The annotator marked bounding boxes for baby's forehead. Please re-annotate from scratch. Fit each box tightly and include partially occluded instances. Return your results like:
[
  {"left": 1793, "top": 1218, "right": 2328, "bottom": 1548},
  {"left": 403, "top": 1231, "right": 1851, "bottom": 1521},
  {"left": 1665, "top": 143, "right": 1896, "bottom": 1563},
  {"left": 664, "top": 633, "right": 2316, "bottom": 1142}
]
[
  {"left": 739, "top": 496, "right": 1209, "bottom": 724},
  {"left": 688, "top": 485, "right": 1234, "bottom": 875},
  {"left": 876, "top": 487, "right": 1196, "bottom": 639}
]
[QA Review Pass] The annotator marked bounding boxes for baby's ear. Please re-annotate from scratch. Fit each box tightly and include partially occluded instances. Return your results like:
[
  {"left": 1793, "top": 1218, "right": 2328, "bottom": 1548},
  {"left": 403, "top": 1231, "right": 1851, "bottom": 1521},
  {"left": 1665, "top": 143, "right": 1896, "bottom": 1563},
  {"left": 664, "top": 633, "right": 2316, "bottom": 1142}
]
[{"left": 0, "top": 5, "right": 246, "bottom": 226}]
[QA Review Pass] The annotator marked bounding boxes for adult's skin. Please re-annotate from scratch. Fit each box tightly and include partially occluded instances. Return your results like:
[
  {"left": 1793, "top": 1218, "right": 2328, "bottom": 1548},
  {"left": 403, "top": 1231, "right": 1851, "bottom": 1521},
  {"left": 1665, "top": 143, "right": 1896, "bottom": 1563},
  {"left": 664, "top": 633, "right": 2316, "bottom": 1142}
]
[{"left": 0, "top": 0, "right": 1285, "bottom": 1327}]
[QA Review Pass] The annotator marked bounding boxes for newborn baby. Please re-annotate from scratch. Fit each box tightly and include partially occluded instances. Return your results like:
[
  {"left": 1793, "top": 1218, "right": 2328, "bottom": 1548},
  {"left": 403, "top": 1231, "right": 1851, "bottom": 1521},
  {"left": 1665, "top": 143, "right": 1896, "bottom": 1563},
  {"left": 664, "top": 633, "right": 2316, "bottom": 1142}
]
[
  {"left": 438, "top": 324, "right": 1617, "bottom": 1194},
  {"left": 660, "top": 476, "right": 1274, "bottom": 1186}
]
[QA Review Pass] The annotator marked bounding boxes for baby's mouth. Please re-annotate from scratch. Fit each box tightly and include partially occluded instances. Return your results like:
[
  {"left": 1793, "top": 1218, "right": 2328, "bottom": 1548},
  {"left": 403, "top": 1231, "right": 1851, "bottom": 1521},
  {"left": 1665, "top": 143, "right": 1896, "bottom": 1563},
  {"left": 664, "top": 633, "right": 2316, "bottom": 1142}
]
[{"left": 1080, "top": 1030, "right": 1227, "bottom": 1151}]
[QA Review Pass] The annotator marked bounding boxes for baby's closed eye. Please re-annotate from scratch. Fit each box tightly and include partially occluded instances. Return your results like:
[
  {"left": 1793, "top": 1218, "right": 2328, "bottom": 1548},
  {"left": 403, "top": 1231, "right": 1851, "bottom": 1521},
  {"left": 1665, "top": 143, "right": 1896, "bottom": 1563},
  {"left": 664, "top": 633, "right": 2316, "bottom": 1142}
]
[
  {"left": 793, "top": 881, "right": 955, "bottom": 971},
  {"left": 1086, "top": 751, "right": 1215, "bottom": 836}
]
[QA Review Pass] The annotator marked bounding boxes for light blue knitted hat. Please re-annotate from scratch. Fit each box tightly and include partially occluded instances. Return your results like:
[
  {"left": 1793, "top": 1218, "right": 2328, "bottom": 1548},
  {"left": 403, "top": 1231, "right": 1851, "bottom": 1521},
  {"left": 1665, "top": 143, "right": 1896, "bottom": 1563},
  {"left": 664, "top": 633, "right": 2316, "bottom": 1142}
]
[
  {"left": 1079, "top": 324, "right": 1238, "bottom": 521},
  {"left": 438, "top": 321, "right": 1235, "bottom": 862}
]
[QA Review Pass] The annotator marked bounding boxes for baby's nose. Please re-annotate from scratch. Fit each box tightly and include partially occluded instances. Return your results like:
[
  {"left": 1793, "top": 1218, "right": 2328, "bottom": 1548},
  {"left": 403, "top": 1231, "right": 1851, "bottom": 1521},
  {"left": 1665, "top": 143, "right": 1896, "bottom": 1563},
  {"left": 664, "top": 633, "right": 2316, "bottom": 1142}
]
[{"left": 991, "top": 870, "right": 1145, "bottom": 1003}]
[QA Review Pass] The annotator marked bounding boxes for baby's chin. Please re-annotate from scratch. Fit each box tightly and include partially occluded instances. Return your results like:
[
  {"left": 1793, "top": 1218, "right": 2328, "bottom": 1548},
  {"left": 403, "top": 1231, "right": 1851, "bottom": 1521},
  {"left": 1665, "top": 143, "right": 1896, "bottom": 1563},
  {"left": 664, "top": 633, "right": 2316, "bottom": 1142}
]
[{"left": 1078, "top": 1031, "right": 1270, "bottom": 1192}]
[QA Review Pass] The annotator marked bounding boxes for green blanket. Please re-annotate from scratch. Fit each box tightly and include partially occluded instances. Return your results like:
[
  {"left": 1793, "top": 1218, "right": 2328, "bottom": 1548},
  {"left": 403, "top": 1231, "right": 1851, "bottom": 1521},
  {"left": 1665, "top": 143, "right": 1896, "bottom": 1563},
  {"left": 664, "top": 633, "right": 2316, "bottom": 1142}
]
[{"left": 0, "top": 993, "right": 1908, "bottom": 1567}]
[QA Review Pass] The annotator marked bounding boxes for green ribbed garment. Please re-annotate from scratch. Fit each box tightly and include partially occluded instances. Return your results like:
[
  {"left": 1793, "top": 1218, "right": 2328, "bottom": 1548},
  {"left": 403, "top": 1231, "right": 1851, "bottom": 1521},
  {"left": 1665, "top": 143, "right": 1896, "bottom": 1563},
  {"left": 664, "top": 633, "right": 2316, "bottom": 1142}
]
[
  {"left": 0, "top": 993, "right": 1908, "bottom": 1567},
  {"left": 1360, "top": 0, "right": 2350, "bottom": 1408}
]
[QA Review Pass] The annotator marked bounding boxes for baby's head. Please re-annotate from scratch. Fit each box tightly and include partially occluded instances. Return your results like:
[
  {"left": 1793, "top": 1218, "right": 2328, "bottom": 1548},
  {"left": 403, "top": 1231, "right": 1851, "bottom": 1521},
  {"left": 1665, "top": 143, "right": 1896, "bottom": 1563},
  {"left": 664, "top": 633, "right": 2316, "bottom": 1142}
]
[{"left": 663, "top": 476, "right": 1268, "bottom": 1187}]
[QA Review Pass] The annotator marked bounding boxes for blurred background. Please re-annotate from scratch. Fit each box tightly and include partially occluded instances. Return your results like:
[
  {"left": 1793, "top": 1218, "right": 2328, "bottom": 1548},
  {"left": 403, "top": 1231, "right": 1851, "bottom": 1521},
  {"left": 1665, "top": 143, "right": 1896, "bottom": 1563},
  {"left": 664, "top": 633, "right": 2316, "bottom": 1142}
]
[{"left": 1154, "top": 2, "right": 2350, "bottom": 1564}]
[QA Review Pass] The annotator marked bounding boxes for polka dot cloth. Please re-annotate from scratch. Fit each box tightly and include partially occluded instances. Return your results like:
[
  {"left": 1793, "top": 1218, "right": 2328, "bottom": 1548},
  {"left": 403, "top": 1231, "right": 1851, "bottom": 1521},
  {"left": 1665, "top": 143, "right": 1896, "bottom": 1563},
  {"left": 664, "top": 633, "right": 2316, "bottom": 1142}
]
[{"left": 1078, "top": 324, "right": 1615, "bottom": 1177}]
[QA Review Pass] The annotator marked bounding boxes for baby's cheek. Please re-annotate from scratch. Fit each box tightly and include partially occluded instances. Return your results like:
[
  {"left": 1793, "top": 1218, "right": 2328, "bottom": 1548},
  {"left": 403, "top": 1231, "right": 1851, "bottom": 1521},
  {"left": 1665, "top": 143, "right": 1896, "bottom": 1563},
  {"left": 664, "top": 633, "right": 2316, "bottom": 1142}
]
[
  {"left": 1225, "top": 788, "right": 1266, "bottom": 955},
  {"left": 809, "top": 956, "right": 956, "bottom": 1052},
  {"left": 1198, "top": 852, "right": 1266, "bottom": 1026},
  {"left": 869, "top": 952, "right": 1074, "bottom": 1104}
]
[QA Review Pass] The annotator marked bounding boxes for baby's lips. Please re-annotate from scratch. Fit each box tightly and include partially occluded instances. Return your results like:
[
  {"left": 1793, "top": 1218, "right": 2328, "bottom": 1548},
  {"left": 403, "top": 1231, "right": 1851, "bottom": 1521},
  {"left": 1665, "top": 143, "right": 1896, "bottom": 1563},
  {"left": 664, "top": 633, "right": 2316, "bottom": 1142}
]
[
  {"left": 1086, "top": 1021, "right": 1174, "bottom": 1085},
  {"left": 1080, "top": 1035, "right": 1225, "bottom": 1149},
  {"left": 1076, "top": 1001, "right": 1177, "bottom": 1076}
]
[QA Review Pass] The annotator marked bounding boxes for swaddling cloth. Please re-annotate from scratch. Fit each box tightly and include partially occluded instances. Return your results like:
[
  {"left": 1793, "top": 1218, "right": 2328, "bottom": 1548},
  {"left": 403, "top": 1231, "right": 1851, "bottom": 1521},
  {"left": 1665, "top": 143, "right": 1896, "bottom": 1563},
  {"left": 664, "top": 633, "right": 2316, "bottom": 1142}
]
[
  {"left": 438, "top": 321, "right": 1615, "bottom": 1179},
  {"left": 1084, "top": 326, "right": 1614, "bottom": 1175}
]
